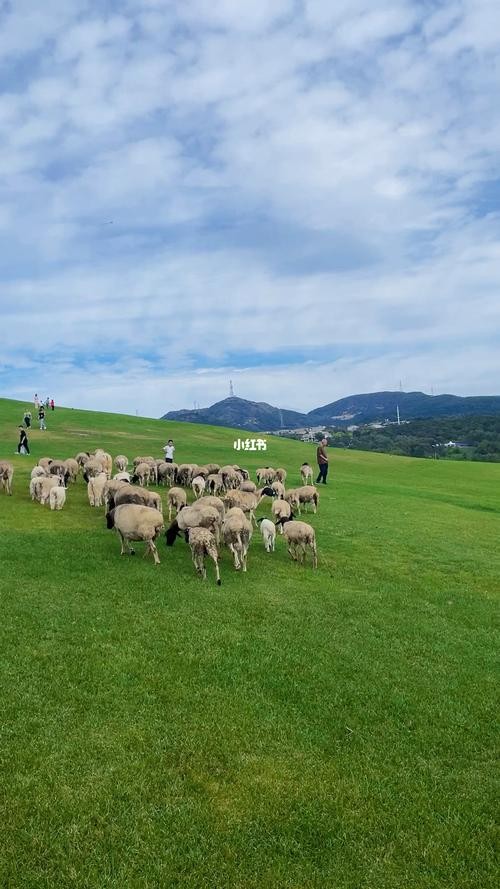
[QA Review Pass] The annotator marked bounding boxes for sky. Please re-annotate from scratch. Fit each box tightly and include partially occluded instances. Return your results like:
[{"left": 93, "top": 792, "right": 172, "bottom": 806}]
[{"left": 1, "top": 0, "right": 499, "bottom": 417}]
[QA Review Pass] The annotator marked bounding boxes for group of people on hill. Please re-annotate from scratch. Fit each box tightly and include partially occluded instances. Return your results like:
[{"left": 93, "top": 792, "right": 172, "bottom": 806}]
[{"left": 16, "top": 395, "right": 57, "bottom": 455}]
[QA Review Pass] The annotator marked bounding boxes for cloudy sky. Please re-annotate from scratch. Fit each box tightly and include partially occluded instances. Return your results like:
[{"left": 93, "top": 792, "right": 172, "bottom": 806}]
[{"left": 1, "top": 0, "right": 499, "bottom": 417}]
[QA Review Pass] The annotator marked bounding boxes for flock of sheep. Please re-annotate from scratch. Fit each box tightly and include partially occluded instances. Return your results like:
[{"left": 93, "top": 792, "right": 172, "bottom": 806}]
[{"left": 0, "top": 452, "right": 320, "bottom": 584}]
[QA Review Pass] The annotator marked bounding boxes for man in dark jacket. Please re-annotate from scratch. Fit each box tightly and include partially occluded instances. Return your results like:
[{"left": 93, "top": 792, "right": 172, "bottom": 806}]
[
  {"left": 316, "top": 438, "right": 328, "bottom": 484},
  {"left": 17, "top": 426, "right": 30, "bottom": 455}
]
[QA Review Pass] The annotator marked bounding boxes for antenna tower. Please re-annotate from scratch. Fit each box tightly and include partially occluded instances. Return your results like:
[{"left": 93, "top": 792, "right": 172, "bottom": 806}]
[{"left": 229, "top": 379, "right": 234, "bottom": 397}]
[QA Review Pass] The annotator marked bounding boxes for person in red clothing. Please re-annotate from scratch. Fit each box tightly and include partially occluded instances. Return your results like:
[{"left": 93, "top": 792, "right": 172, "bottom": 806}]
[
  {"left": 316, "top": 438, "right": 329, "bottom": 484},
  {"left": 50, "top": 398, "right": 55, "bottom": 411}
]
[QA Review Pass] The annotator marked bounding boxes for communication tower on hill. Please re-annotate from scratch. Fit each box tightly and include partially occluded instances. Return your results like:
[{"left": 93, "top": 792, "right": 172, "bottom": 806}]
[{"left": 229, "top": 380, "right": 234, "bottom": 397}]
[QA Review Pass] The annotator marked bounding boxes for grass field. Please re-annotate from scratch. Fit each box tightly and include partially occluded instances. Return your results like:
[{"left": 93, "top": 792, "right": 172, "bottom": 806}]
[{"left": 0, "top": 396, "right": 498, "bottom": 888}]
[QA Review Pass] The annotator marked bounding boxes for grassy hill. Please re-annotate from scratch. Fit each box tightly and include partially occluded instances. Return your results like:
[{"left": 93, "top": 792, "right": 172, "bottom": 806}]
[{"left": 0, "top": 397, "right": 498, "bottom": 889}]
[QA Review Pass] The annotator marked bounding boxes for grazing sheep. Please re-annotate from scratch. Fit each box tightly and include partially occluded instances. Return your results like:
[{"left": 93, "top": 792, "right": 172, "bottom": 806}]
[
  {"left": 158, "top": 462, "right": 178, "bottom": 487},
  {"left": 63, "top": 458, "right": 79, "bottom": 485},
  {"left": 167, "top": 486, "right": 187, "bottom": 521},
  {"left": 31, "top": 466, "right": 46, "bottom": 480},
  {"left": 38, "top": 476, "right": 63, "bottom": 505},
  {"left": 223, "top": 487, "right": 274, "bottom": 527},
  {"left": 49, "top": 486, "right": 66, "bottom": 510},
  {"left": 109, "top": 484, "right": 162, "bottom": 514},
  {"left": 258, "top": 517, "right": 276, "bottom": 552},
  {"left": 187, "top": 528, "right": 221, "bottom": 586},
  {"left": 0, "top": 461, "right": 14, "bottom": 495},
  {"left": 94, "top": 450, "right": 113, "bottom": 478},
  {"left": 272, "top": 498, "right": 292, "bottom": 532},
  {"left": 220, "top": 465, "right": 240, "bottom": 490},
  {"left": 284, "top": 488, "right": 300, "bottom": 513},
  {"left": 222, "top": 507, "right": 252, "bottom": 572},
  {"left": 82, "top": 458, "right": 106, "bottom": 480},
  {"left": 38, "top": 457, "right": 53, "bottom": 471},
  {"left": 113, "top": 471, "right": 131, "bottom": 483},
  {"left": 275, "top": 468, "right": 287, "bottom": 484},
  {"left": 295, "top": 485, "right": 319, "bottom": 514},
  {"left": 106, "top": 504, "right": 164, "bottom": 565},
  {"left": 192, "top": 475, "right": 206, "bottom": 499},
  {"left": 49, "top": 460, "right": 66, "bottom": 482},
  {"left": 206, "top": 473, "right": 224, "bottom": 495},
  {"left": 235, "top": 467, "right": 250, "bottom": 481},
  {"left": 196, "top": 495, "right": 225, "bottom": 521},
  {"left": 75, "top": 452, "right": 90, "bottom": 468},
  {"left": 165, "top": 504, "right": 221, "bottom": 546},
  {"left": 300, "top": 463, "right": 313, "bottom": 485},
  {"left": 202, "top": 463, "right": 220, "bottom": 475},
  {"left": 103, "top": 479, "right": 128, "bottom": 509},
  {"left": 240, "top": 480, "right": 257, "bottom": 493},
  {"left": 87, "top": 472, "right": 108, "bottom": 507},
  {"left": 276, "top": 517, "right": 317, "bottom": 568},
  {"left": 271, "top": 480, "right": 286, "bottom": 499},
  {"left": 115, "top": 455, "right": 128, "bottom": 472},
  {"left": 132, "top": 462, "right": 152, "bottom": 487},
  {"left": 256, "top": 467, "right": 276, "bottom": 486}
]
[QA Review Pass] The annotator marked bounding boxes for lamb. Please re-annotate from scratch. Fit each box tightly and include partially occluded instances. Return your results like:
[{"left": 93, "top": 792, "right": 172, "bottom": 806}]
[
  {"left": 258, "top": 517, "right": 276, "bottom": 553},
  {"left": 275, "top": 468, "right": 287, "bottom": 484},
  {"left": 192, "top": 475, "right": 206, "bottom": 499},
  {"left": 87, "top": 472, "right": 108, "bottom": 507},
  {"left": 294, "top": 485, "right": 319, "bottom": 514},
  {"left": 187, "top": 528, "right": 221, "bottom": 586},
  {"left": 300, "top": 463, "right": 313, "bottom": 485},
  {"left": 115, "top": 455, "right": 128, "bottom": 472},
  {"left": 132, "top": 462, "right": 152, "bottom": 487},
  {"left": 0, "top": 461, "right": 14, "bottom": 495},
  {"left": 275, "top": 517, "right": 317, "bottom": 568},
  {"left": 106, "top": 504, "right": 164, "bottom": 564},
  {"left": 49, "top": 486, "right": 66, "bottom": 510},
  {"left": 165, "top": 504, "right": 221, "bottom": 546},
  {"left": 63, "top": 458, "right": 79, "bottom": 485},
  {"left": 222, "top": 507, "right": 252, "bottom": 572},
  {"left": 271, "top": 498, "right": 292, "bottom": 532},
  {"left": 167, "top": 486, "right": 187, "bottom": 521},
  {"left": 109, "top": 484, "right": 163, "bottom": 514}
]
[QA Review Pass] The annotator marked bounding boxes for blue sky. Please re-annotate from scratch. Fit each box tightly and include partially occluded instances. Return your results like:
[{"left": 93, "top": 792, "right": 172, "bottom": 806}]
[{"left": 1, "top": 0, "right": 499, "bottom": 416}]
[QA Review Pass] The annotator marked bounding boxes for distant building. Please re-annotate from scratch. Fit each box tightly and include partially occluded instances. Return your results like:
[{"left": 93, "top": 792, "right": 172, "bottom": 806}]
[{"left": 443, "top": 441, "right": 471, "bottom": 448}]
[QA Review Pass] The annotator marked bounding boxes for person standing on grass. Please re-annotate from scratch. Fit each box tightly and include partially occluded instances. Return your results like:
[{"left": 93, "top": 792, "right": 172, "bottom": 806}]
[
  {"left": 34, "top": 393, "right": 39, "bottom": 410},
  {"left": 316, "top": 437, "right": 329, "bottom": 485},
  {"left": 23, "top": 409, "right": 32, "bottom": 428},
  {"left": 38, "top": 404, "right": 46, "bottom": 431},
  {"left": 50, "top": 398, "right": 55, "bottom": 411},
  {"left": 163, "top": 439, "right": 175, "bottom": 463},
  {"left": 17, "top": 426, "right": 30, "bottom": 455}
]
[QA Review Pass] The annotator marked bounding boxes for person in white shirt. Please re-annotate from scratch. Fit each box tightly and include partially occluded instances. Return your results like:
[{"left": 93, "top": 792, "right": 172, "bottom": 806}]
[{"left": 163, "top": 439, "right": 175, "bottom": 463}]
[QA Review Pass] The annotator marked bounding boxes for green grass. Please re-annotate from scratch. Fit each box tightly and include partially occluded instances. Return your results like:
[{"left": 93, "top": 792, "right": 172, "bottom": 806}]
[{"left": 0, "top": 397, "right": 498, "bottom": 888}]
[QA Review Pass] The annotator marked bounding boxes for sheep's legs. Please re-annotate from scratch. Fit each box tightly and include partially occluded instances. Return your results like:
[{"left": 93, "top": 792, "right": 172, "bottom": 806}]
[{"left": 146, "top": 540, "right": 161, "bottom": 564}]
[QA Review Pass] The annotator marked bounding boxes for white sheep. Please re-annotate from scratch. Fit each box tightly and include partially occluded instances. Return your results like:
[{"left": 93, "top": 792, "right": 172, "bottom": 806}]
[
  {"left": 272, "top": 498, "right": 292, "bottom": 532},
  {"left": 132, "top": 462, "right": 152, "bottom": 486},
  {"left": 38, "top": 476, "right": 63, "bottom": 505},
  {"left": 167, "top": 487, "right": 187, "bottom": 521},
  {"left": 115, "top": 454, "right": 128, "bottom": 472},
  {"left": 271, "top": 480, "right": 286, "bottom": 499},
  {"left": 222, "top": 507, "right": 252, "bottom": 572},
  {"left": 113, "top": 471, "right": 131, "bottom": 483},
  {"left": 1, "top": 461, "right": 16, "bottom": 495},
  {"left": 30, "top": 466, "right": 46, "bottom": 480},
  {"left": 49, "top": 486, "right": 66, "bottom": 510},
  {"left": 276, "top": 517, "right": 318, "bottom": 568},
  {"left": 87, "top": 472, "right": 108, "bottom": 507},
  {"left": 165, "top": 504, "right": 221, "bottom": 546},
  {"left": 109, "top": 483, "right": 162, "bottom": 514},
  {"left": 300, "top": 463, "right": 313, "bottom": 485},
  {"left": 187, "top": 527, "right": 221, "bottom": 585},
  {"left": 275, "top": 468, "right": 287, "bottom": 484},
  {"left": 192, "top": 475, "right": 206, "bottom": 499},
  {"left": 294, "top": 485, "right": 319, "bottom": 514},
  {"left": 106, "top": 504, "right": 164, "bottom": 565},
  {"left": 258, "top": 518, "right": 276, "bottom": 553}
]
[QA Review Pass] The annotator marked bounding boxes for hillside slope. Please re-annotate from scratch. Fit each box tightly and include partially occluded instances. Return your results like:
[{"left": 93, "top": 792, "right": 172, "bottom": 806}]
[{"left": 0, "top": 396, "right": 498, "bottom": 889}]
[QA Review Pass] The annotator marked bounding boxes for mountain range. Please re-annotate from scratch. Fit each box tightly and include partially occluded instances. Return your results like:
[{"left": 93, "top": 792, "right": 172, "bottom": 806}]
[{"left": 161, "top": 392, "right": 500, "bottom": 431}]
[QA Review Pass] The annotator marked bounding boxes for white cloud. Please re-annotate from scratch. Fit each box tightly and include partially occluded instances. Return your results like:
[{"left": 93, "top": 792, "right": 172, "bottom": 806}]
[{"left": 0, "top": 0, "right": 499, "bottom": 415}]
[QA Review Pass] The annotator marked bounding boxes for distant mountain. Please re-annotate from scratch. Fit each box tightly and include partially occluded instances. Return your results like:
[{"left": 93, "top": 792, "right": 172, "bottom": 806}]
[
  {"left": 161, "top": 391, "right": 500, "bottom": 431},
  {"left": 307, "top": 391, "right": 500, "bottom": 426},
  {"left": 161, "top": 397, "right": 308, "bottom": 432}
]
